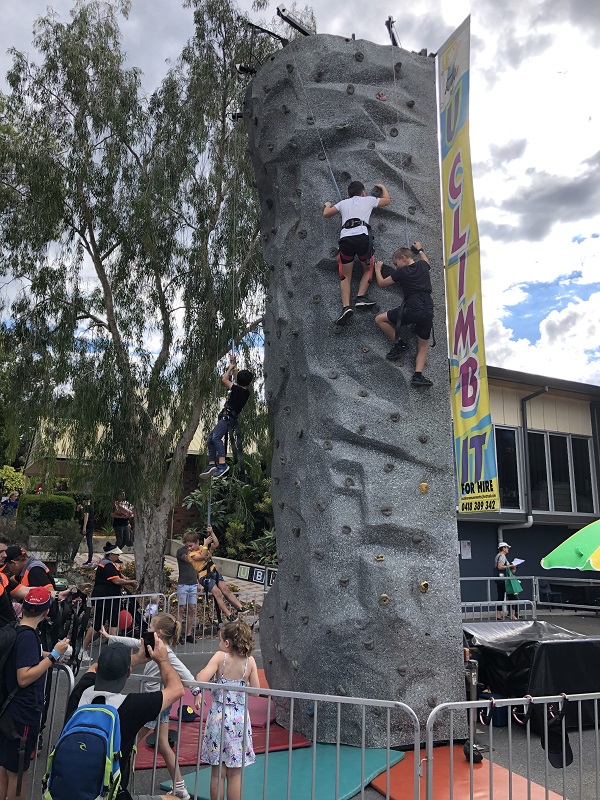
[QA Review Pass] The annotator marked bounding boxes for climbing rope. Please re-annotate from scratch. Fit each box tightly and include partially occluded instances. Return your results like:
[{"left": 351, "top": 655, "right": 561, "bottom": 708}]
[
  {"left": 389, "top": 39, "right": 410, "bottom": 246},
  {"left": 290, "top": 48, "right": 343, "bottom": 202}
]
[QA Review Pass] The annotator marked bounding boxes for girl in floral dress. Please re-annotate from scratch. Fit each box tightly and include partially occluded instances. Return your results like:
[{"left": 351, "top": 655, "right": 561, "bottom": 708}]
[{"left": 195, "top": 620, "right": 259, "bottom": 800}]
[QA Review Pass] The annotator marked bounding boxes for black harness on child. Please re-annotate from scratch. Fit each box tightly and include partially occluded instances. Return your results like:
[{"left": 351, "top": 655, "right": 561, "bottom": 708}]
[{"left": 337, "top": 219, "right": 375, "bottom": 282}]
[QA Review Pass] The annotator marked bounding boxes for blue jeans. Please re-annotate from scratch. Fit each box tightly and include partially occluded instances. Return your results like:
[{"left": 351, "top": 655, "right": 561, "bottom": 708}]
[{"left": 207, "top": 417, "right": 229, "bottom": 461}]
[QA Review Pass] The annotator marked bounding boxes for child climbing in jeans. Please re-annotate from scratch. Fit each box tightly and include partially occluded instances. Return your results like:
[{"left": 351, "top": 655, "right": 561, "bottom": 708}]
[
  {"left": 195, "top": 620, "right": 259, "bottom": 800},
  {"left": 200, "top": 356, "right": 254, "bottom": 480}
]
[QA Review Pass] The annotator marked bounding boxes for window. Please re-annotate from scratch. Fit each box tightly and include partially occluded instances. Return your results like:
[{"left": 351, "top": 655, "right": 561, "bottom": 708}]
[
  {"left": 495, "top": 427, "right": 520, "bottom": 509},
  {"left": 528, "top": 431, "right": 550, "bottom": 511},
  {"left": 572, "top": 437, "right": 595, "bottom": 513},
  {"left": 549, "top": 435, "right": 572, "bottom": 512}
]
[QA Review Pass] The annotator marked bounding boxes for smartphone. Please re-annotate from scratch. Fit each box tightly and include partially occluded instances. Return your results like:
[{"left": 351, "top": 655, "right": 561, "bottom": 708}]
[{"left": 142, "top": 630, "right": 155, "bottom": 658}]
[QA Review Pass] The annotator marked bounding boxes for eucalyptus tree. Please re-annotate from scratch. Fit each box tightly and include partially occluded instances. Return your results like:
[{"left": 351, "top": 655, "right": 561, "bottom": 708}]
[{"left": 0, "top": 0, "right": 276, "bottom": 589}]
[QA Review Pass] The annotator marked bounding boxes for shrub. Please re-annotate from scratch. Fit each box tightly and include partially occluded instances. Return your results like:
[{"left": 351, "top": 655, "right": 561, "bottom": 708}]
[
  {"left": 0, "top": 465, "right": 25, "bottom": 493},
  {"left": 18, "top": 493, "right": 77, "bottom": 526}
]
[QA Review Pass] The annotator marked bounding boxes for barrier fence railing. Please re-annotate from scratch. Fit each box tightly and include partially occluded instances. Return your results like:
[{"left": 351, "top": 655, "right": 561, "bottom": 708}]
[
  {"left": 533, "top": 575, "right": 600, "bottom": 613},
  {"left": 29, "top": 667, "right": 600, "bottom": 800},
  {"left": 27, "top": 663, "right": 74, "bottom": 800},
  {"left": 461, "top": 598, "right": 537, "bottom": 621}
]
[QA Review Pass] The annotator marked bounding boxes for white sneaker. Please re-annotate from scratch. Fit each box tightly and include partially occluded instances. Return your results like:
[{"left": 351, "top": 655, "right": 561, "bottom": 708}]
[
  {"left": 81, "top": 649, "right": 92, "bottom": 663},
  {"left": 171, "top": 786, "right": 190, "bottom": 800}
]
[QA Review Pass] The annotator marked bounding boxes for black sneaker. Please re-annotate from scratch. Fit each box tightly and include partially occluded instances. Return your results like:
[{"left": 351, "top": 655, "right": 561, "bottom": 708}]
[
  {"left": 386, "top": 340, "right": 407, "bottom": 361},
  {"left": 411, "top": 373, "right": 433, "bottom": 387},
  {"left": 199, "top": 464, "right": 217, "bottom": 480},
  {"left": 355, "top": 296, "right": 376, "bottom": 309},
  {"left": 335, "top": 306, "right": 353, "bottom": 326},
  {"left": 186, "top": 634, "right": 195, "bottom": 644},
  {"left": 213, "top": 463, "right": 229, "bottom": 479}
]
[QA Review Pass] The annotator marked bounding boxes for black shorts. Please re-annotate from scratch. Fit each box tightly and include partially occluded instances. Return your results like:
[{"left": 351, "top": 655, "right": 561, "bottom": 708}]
[
  {"left": 0, "top": 720, "right": 39, "bottom": 773},
  {"left": 92, "top": 596, "right": 122, "bottom": 631},
  {"left": 338, "top": 233, "right": 370, "bottom": 263},
  {"left": 387, "top": 293, "right": 433, "bottom": 340},
  {"left": 200, "top": 571, "right": 224, "bottom": 594}
]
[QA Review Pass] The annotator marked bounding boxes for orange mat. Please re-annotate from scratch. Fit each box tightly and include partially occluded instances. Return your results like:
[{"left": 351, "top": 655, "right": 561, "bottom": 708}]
[{"left": 370, "top": 745, "right": 563, "bottom": 800}]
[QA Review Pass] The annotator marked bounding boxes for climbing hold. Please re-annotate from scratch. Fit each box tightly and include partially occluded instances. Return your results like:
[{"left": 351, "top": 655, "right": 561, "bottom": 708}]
[
  {"left": 292, "top": 660, "right": 299, "bottom": 670},
  {"left": 254, "top": 116, "right": 258, "bottom": 126},
  {"left": 379, "top": 594, "right": 390, "bottom": 606},
  {"left": 273, "top": 476, "right": 280, "bottom": 485},
  {"left": 269, "top": 264, "right": 275, "bottom": 271},
  {"left": 390, "top": 127, "right": 398, "bottom": 137},
  {"left": 397, "top": 665, "right": 408, "bottom": 677},
  {"left": 276, "top": 329, "right": 281, "bottom": 339},
  {"left": 286, "top": 63, "right": 294, "bottom": 73},
  {"left": 294, "top": 479, "right": 300, "bottom": 487},
  {"left": 285, "top": 259, "right": 293, "bottom": 267},
  {"left": 378, "top": 223, "right": 387, "bottom": 233},
  {"left": 427, "top": 696, "right": 438, "bottom": 708},
  {"left": 278, "top": 501, "right": 285, "bottom": 509},
  {"left": 300, "top": 373, "right": 307, "bottom": 380},
  {"left": 341, "top": 171, "right": 351, "bottom": 182},
  {"left": 419, "top": 483, "right": 429, "bottom": 494},
  {"left": 361, "top": 346, "right": 370, "bottom": 353},
  {"left": 330, "top": 248, "right": 338, "bottom": 258},
  {"left": 297, "top": 429, "right": 303, "bottom": 438},
  {"left": 275, "top": 643, "right": 282, "bottom": 652},
  {"left": 312, "top": 294, "right": 321, "bottom": 303},
  {"left": 267, "top": 142, "right": 274, "bottom": 151},
  {"left": 371, "top": 706, "right": 383, "bottom": 717},
  {"left": 318, "top": 153, "right": 326, "bottom": 161},
  {"left": 283, "top": 405, "right": 291, "bottom": 415},
  {"left": 316, "top": 500, "right": 325, "bottom": 512},
  {"left": 293, "top": 573, "right": 300, "bottom": 581},
  {"left": 339, "top": 577, "right": 349, "bottom": 587},
  {"left": 280, "top": 456, "right": 287, "bottom": 464},
  {"left": 354, "top": 52, "right": 364, "bottom": 62},
  {"left": 266, "top": 198, "right": 274, "bottom": 209},
  {"left": 375, "top": 91, "right": 388, "bottom": 101},
  {"left": 367, "top": 141, "right": 376, "bottom": 150},
  {"left": 364, "top": 640, "right": 375, "bottom": 650},
  {"left": 403, "top": 154, "right": 413, "bottom": 167},
  {"left": 358, "top": 389, "right": 368, "bottom": 397},
  {"left": 282, "top": 104, "right": 290, "bottom": 114},
  {"left": 336, "top": 123, "right": 350, "bottom": 130},
  {"left": 341, "top": 525, "right": 351, "bottom": 534},
  {"left": 306, "top": 115, "right": 315, "bottom": 125},
  {"left": 345, "top": 477, "right": 355, "bottom": 487},
  {"left": 408, "top": 206, "right": 416, "bottom": 215},
  {"left": 336, "top": 685, "right": 348, "bottom": 696},
  {"left": 262, "top": 233, "right": 269, "bottom": 242},
  {"left": 323, "top": 440, "right": 332, "bottom": 450},
  {"left": 298, "top": 229, "right": 307, "bottom": 239},
  {"left": 328, "top": 369, "right": 339, "bottom": 379},
  {"left": 263, "top": 85, "right": 270, "bottom": 93},
  {"left": 346, "top": 85, "right": 355, "bottom": 95},
  {"left": 381, "top": 507, "right": 392, "bottom": 517},
  {"left": 315, "top": 71, "right": 323, "bottom": 82},
  {"left": 282, "top": 600, "right": 288, "bottom": 610},
  {"left": 274, "top": 439, "right": 279, "bottom": 449},
  {"left": 300, "top": 615, "right": 309, "bottom": 625},
  {"left": 292, "top": 527, "right": 300, "bottom": 537},
  {"left": 357, "top": 424, "right": 366, "bottom": 434},
  {"left": 412, "top": 534, "right": 424, "bottom": 544},
  {"left": 419, "top": 434, "right": 429, "bottom": 443},
  {"left": 390, "top": 412, "right": 400, "bottom": 422},
  {"left": 420, "top": 581, "right": 429, "bottom": 593},
  {"left": 375, "top": 555, "right": 384, "bottom": 562},
  {"left": 419, "top": 48, "right": 427, "bottom": 56},
  {"left": 406, "top": 99, "right": 415, "bottom": 108},
  {"left": 394, "top": 61, "right": 402, "bottom": 75},
  {"left": 314, "top": 549, "right": 324, "bottom": 560},
  {"left": 383, "top": 462, "right": 394, "bottom": 473}
]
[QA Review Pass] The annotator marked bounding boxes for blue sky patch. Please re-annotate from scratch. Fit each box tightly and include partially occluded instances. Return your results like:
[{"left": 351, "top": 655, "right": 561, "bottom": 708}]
[{"left": 502, "top": 271, "right": 600, "bottom": 343}]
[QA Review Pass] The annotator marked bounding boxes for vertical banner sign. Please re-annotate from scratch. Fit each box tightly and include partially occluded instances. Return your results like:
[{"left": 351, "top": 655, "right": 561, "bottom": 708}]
[{"left": 437, "top": 18, "right": 500, "bottom": 513}]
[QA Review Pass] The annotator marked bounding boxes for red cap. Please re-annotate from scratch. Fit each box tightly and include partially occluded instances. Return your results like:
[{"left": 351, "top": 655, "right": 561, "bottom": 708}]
[{"left": 22, "top": 586, "right": 53, "bottom": 613}]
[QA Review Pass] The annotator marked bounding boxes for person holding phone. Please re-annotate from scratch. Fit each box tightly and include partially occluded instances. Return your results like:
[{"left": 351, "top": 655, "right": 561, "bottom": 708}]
[{"left": 101, "top": 613, "right": 194, "bottom": 799}]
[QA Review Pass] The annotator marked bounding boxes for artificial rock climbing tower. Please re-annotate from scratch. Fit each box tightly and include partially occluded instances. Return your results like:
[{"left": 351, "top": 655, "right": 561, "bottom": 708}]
[{"left": 245, "top": 33, "right": 464, "bottom": 745}]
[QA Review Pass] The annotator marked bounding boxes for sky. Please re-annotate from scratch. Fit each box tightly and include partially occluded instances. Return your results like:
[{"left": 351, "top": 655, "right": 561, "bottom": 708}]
[{"left": 1, "top": 0, "right": 599, "bottom": 385}]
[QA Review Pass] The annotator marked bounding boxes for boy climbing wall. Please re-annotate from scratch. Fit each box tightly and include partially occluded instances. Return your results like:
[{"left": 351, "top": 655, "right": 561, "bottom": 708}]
[
  {"left": 323, "top": 180, "right": 390, "bottom": 326},
  {"left": 374, "top": 242, "right": 434, "bottom": 387}
]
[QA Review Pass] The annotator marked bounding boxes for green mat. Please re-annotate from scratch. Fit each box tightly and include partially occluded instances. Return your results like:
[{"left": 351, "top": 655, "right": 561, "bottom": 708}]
[{"left": 161, "top": 743, "right": 404, "bottom": 800}]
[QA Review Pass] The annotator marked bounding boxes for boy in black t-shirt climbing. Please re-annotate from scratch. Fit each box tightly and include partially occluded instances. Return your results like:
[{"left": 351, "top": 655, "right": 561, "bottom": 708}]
[
  {"left": 200, "top": 355, "right": 254, "bottom": 480},
  {"left": 374, "top": 242, "right": 434, "bottom": 388}
]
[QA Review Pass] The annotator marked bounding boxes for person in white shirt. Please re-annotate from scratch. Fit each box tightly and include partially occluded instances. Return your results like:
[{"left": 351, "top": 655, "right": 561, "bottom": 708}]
[{"left": 323, "top": 180, "right": 390, "bottom": 325}]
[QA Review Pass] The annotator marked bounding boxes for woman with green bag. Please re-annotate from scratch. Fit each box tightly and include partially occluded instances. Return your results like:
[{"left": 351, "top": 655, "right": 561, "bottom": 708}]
[{"left": 494, "top": 542, "right": 520, "bottom": 620}]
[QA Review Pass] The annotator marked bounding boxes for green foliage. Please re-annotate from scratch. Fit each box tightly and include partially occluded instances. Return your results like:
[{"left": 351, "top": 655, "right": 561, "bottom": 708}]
[
  {"left": 18, "top": 493, "right": 76, "bottom": 526},
  {"left": 0, "top": 465, "right": 25, "bottom": 492},
  {"left": 240, "top": 527, "right": 277, "bottom": 565},
  {"left": 0, "top": 0, "right": 280, "bottom": 589}
]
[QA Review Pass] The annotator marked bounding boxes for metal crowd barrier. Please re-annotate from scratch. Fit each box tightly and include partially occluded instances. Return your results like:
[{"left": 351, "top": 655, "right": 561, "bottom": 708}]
[
  {"left": 533, "top": 575, "right": 600, "bottom": 613},
  {"left": 461, "top": 599, "right": 537, "bottom": 621},
  {"left": 27, "top": 663, "right": 74, "bottom": 800},
  {"left": 460, "top": 574, "right": 538, "bottom": 603},
  {"left": 425, "top": 691, "right": 600, "bottom": 800},
  {"left": 128, "top": 674, "right": 421, "bottom": 800},
  {"left": 85, "top": 592, "right": 167, "bottom": 658}
]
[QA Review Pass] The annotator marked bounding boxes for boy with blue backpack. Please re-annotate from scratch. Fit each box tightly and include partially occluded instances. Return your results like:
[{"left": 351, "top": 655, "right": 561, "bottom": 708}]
[{"left": 45, "top": 639, "right": 184, "bottom": 800}]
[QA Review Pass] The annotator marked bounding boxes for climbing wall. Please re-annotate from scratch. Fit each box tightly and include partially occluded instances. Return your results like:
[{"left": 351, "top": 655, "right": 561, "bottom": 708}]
[{"left": 244, "top": 33, "right": 465, "bottom": 746}]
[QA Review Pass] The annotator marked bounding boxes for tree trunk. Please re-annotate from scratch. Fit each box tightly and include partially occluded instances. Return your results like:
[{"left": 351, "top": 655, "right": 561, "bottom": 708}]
[
  {"left": 245, "top": 34, "right": 465, "bottom": 746},
  {"left": 133, "top": 498, "right": 172, "bottom": 594}
]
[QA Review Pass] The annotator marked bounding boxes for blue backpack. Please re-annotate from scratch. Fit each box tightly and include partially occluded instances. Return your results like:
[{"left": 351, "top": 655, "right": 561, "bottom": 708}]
[{"left": 43, "top": 695, "right": 124, "bottom": 800}]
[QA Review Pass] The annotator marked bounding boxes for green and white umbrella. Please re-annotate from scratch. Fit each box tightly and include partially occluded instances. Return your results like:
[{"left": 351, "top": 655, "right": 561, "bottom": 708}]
[{"left": 541, "top": 518, "right": 600, "bottom": 571}]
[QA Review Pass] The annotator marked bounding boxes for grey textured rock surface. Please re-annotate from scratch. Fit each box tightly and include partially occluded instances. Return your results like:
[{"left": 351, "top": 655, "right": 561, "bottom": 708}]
[{"left": 244, "top": 34, "right": 465, "bottom": 745}]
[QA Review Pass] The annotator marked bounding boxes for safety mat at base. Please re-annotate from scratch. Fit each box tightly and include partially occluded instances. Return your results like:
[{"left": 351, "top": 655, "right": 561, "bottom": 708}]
[
  {"left": 161, "top": 744, "right": 404, "bottom": 800},
  {"left": 370, "top": 745, "right": 564, "bottom": 800},
  {"left": 136, "top": 721, "right": 310, "bottom": 769}
]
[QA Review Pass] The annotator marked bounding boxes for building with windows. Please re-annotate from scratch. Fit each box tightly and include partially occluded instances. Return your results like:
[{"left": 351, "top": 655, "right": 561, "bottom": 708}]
[{"left": 458, "top": 366, "right": 600, "bottom": 595}]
